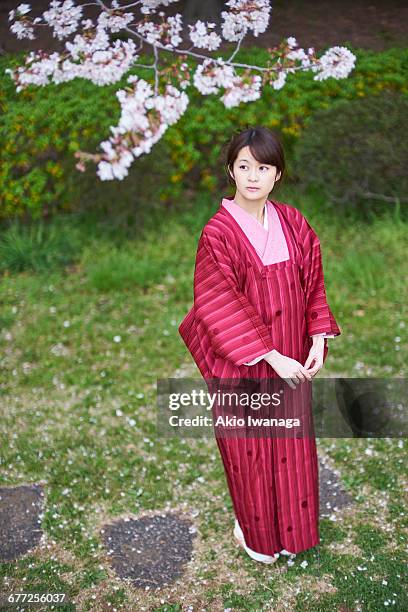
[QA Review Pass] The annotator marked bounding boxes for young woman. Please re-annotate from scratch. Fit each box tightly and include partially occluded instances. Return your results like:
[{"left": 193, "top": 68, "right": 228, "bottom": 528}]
[{"left": 179, "top": 126, "right": 341, "bottom": 564}]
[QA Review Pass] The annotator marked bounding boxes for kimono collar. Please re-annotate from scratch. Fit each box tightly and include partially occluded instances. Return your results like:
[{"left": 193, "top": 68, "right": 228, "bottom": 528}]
[
  {"left": 221, "top": 196, "right": 268, "bottom": 230},
  {"left": 220, "top": 196, "right": 289, "bottom": 265}
]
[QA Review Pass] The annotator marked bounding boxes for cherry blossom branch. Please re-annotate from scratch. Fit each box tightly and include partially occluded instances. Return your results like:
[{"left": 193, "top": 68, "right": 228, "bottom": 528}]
[
  {"left": 227, "top": 33, "right": 245, "bottom": 63},
  {"left": 6, "top": 1, "right": 357, "bottom": 181}
]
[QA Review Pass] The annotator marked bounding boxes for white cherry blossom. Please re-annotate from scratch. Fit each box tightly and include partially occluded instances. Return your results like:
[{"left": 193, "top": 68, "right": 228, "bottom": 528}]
[
  {"left": 271, "top": 70, "right": 287, "bottom": 90},
  {"left": 221, "top": 0, "right": 271, "bottom": 41},
  {"left": 6, "top": 0, "right": 357, "bottom": 179},
  {"left": 139, "top": 0, "right": 179, "bottom": 15},
  {"left": 312, "top": 46, "right": 357, "bottom": 81},
  {"left": 188, "top": 21, "right": 222, "bottom": 51},
  {"left": 95, "top": 77, "right": 188, "bottom": 180},
  {"left": 8, "top": 3, "right": 31, "bottom": 21},
  {"left": 97, "top": 10, "right": 135, "bottom": 33},
  {"left": 42, "top": 0, "right": 83, "bottom": 40}
]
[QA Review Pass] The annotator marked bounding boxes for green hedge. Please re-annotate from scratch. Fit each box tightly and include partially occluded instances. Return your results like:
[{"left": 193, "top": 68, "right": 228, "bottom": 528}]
[
  {"left": 1, "top": 46, "right": 407, "bottom": 221},
  {"left": 292, "top": 90, "right": 408, "bottom": 216}
]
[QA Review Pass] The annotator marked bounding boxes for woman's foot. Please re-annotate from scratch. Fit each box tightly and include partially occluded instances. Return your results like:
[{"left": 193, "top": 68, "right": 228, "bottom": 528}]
[
  {"left": 279, "top": 549, "right": 296, "bottom": 556},
  {"left": 233, "top": 519, "right": 280, "bottom": 564}
]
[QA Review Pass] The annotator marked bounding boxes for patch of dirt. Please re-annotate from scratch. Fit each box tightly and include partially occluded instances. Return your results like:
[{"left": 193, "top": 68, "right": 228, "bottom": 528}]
[{"left": 1, "top": 0, "right": 407, "bottom": 56}]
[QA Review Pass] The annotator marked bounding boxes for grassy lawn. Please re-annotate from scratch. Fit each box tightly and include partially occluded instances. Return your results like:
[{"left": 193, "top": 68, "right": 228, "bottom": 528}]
[{"left": 0, "top": 187, "right": 407, "bottom": 610}]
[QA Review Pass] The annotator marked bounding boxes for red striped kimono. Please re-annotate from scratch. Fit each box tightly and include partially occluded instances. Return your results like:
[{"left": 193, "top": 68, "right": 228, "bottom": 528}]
[{"left": 179, "top": 196, "right": 341, "bottom": 556}]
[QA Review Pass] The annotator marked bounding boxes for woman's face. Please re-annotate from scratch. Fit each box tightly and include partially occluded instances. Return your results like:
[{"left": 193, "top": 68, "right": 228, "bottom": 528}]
[{"left": 229, "top": 146, "right": 281, "bottom": 201}]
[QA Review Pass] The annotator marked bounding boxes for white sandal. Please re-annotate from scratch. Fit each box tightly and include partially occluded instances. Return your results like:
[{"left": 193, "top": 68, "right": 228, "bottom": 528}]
[{"left": 233, "top": 519, "right": 280, "bottom": 564}]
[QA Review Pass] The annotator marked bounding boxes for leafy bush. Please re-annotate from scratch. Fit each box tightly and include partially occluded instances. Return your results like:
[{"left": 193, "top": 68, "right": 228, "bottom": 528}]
[
  {"left": 1, "top": 46, "right": 407, "bottom": 221},
  {"left": 0, "top": 52, "right": 175, "bottom": 222},
  {"left": 292, "top": 90, "right": 408, "bottom": 216}
]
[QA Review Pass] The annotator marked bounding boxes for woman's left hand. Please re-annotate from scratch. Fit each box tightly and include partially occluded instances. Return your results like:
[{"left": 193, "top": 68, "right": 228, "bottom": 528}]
[{"left": 303, "top": 336, "right": 325, "bottom": 377}]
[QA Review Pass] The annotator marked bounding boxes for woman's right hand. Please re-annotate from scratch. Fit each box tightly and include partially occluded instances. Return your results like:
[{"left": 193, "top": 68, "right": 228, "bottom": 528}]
[{"left": 265, "top": 350, "right": 313, "bottom": 389}]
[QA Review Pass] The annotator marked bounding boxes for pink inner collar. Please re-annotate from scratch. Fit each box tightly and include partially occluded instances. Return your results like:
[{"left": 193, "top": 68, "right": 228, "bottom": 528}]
[{"left": 221, "top": 197, "right": 290, "bottom": 265}]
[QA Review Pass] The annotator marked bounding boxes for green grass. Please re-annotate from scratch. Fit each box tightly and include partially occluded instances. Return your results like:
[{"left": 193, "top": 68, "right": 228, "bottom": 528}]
[{"left": 0, "top": 186, "right": 407, "bottom": 610}]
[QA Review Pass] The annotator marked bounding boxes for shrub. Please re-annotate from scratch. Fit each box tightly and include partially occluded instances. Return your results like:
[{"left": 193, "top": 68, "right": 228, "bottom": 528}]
[
  {"left": 1, "top": 46, "right": 407, "bottom": 221},
  {"left": 292, "top": 90, "right": 408, "bottom": 216},
  {"left": 0, "top": 52, "right": 175, "bottom": 222},
  {"left": 0, "top": 219, "right": 80, "bottom": 273}
]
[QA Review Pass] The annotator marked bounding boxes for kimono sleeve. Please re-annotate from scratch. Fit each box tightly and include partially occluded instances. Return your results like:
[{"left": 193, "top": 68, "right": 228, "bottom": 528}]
[
  {"left": 312, "top": 333, "right": 335, "bottom": 339},
  {"left": 243, "top": 349, "right": 276, "bottom": 366},
  {"left": 299, "top": 217, "right": 341, "bottom": 338},
  {"left": 194, "top": 233, "right": 276, "bottom": 367}
]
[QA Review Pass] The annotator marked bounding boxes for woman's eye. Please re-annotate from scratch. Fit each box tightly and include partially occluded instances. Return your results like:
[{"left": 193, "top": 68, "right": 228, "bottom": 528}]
[{"left": 238, "top": 165, "right": 269, "bottom": 170}]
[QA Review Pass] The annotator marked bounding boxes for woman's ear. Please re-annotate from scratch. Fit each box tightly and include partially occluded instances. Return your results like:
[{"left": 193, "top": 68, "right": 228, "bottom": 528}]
[{"left": 228, "top": 165, "right": 235, "bottom": 181}]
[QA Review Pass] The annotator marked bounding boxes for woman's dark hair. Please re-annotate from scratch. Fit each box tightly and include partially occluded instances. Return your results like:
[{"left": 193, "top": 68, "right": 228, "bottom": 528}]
[{"left": 224, "top": 126, "right": 285, "bottom": 188}]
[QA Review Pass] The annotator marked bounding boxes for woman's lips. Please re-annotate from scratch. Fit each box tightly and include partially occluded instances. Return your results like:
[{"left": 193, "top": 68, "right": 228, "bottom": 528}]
[{"left": 246, "top": 187, "right": 259, "bottom": 191}]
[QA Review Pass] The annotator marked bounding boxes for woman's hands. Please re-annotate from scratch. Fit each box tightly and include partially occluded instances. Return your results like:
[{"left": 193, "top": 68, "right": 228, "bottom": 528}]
[
  {"left": 264, "top": 336, "right": 325, "bottom": 389},
  {"left": 303, "top": 335, "right": 325, "bottom": 377},
  {"left": 265, "top": 351, "right": 313, "bottom": 390}
]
